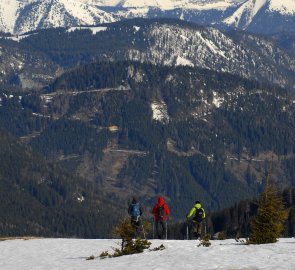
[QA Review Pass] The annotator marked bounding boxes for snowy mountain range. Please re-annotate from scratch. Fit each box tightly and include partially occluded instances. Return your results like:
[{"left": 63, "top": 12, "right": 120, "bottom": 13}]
[{"left": 0, "top": 0, "right": 295, "bottom": 34}]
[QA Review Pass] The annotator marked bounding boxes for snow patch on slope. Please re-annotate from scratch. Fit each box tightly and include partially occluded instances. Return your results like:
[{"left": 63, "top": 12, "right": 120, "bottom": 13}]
[
  {"left": 6, "top": 33, "right": 36, "bottom": 42},
  {"left": 67, "top": 26, "right": 108, "bottom": 34},
  {"left": 212, "top": 91, "right": 224, "bottom": 108},
  {"left": 0, "top": 0, "right": 20, "bottom": 33},
  {"left": 176, "top": 56, "right": 194, "bottom": 66},
  {"left": 151, "top": 101, "right": 169, "bottom": 123},
  {"left": 195, "top": 31, "right": 227, "bottom": 58}
]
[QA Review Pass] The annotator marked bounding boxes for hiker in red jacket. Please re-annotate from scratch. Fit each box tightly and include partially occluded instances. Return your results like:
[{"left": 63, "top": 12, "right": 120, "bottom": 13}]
[{"left": 152, "top": 196, "right": 170, "bottom": 239}]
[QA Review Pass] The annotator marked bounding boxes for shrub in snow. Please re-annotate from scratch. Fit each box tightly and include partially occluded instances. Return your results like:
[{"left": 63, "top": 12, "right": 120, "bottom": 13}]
[
  {"left": 150, "top": 244, "right": 166, "bottom": 251},
  {"left": 99, "top": 251, "right": 110, "bottom": 259},
  {"left": 249, "top": 185, "right": 289, "bottom": 244},
  {"left": 86, "top": 255, "right": 95, "bottom": 260},
  {"left": 197, "top": 234, "right": 211, "bottom": 247},
  {"left": 99, "top": 218, "right": 151, "bottom": 258},
  {"left": 234, "top": 232, "right": 245, "bottom": 243},
  {"left": 115, "top": 238, "right": 151, "bottom": 256}
]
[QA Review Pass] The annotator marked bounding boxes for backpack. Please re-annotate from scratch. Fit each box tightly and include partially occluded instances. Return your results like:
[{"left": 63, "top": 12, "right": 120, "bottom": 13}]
[
  {"left": 130, "top": 203, "right": 141, "bottom": 220},
  {"left": 157, "top": 205, "right": 165, "bottom": 220},
  {"left": 193, "top": 207, "right": 204, "bottom": 223}
]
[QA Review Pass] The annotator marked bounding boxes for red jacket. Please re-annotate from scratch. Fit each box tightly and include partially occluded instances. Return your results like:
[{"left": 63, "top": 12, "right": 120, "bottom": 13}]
[{"left": 152, "top": 196, "right": 170, "bottom": 221}]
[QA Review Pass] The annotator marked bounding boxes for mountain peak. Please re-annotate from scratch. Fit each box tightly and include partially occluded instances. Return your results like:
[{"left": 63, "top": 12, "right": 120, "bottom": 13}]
[
  {"left": 223, "top": 0, "right": 269, "bottom": 28},
  {"left": 223, "top": 0, "right": 295, "bottom": 29}
]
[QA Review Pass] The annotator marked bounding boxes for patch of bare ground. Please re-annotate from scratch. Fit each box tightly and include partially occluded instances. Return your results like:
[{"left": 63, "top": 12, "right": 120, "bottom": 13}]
[{"left": 19, "top": 132, "right": 41, "bottom": 143}]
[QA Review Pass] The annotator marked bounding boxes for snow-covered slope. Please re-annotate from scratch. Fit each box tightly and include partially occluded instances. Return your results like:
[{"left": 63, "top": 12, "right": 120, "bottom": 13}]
[
  {"left": 1, "top": 238, "right": 295, "bottom": 270},
  {"left": 121, "top": 21, "right": 295, "bottom": 88},
  {"left": 14, "top": 0, "right": 116, "bottom": 34},
  {"left": 0, "top": 0, "right": 21, "bottom": 33},
  {"left": 224, "top": 0, "right": 295, "bottom": 29},
  {"left": 269, "top": 0, "right": 295, "bottom": 15},
  {"left": 223, "top": 0, "right": 268, "bottom": 28},
  {"left": 1, "top": 0, "right": 294, "bottom": 34}
]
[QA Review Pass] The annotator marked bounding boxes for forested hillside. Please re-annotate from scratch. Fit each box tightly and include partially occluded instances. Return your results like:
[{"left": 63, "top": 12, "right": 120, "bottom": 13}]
[
  {"left": 0, "top": 129, "right": 120, "bottom": 238},
  {"left": 1, "top": 19, "right": 295, "bottom": 238},
  {"left": 1, "top": 61, "right": 295, "bottom": 228}
]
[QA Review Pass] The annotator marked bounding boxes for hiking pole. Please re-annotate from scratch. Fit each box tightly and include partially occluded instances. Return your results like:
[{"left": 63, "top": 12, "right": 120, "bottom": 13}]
[
  {"left": 165, "top": 219, "right": 168, "bottom": 240},
  {"left": 140, "top": 217, "right": 146, "bottom": 239},
  {"left": 152, "top": 217, "right": 155, "bottom": 239},
  {"left": 186, "top": 220, "right": 189, "bottom": 240}
]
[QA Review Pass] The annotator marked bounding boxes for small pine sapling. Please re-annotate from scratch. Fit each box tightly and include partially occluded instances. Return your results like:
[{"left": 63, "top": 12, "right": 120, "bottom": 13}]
[{"left": 249, "top": 185, "right": 289, "bottom": 244}]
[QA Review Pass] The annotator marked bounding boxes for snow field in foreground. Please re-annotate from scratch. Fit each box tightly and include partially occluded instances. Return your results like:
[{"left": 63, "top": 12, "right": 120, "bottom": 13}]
[{"left": 1, "top": 238, "right": 295, "bottom": 270}]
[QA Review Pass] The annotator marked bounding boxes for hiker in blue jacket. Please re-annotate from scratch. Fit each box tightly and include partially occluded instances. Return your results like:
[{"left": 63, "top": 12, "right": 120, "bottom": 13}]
[{"left": 128, "top": 197, "right": 143, "bottom": 234}]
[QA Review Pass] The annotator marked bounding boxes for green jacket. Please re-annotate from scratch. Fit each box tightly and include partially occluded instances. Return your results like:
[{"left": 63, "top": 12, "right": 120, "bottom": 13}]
[{"left": 187, "top": 203, "right": 206, "bottom": 220}]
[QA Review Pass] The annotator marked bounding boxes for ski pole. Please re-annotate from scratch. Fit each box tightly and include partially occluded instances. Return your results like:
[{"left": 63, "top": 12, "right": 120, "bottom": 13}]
[{"left": 165, "top": 219, "right": 168, "bottom": 240}]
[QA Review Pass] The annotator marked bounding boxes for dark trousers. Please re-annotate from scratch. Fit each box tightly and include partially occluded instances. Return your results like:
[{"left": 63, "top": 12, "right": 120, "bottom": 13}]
[
  {"left": 155, "top": 220, "right": 167, "bottom": 239},
  {"left": 192, "top": 221, "right": 203, "bottom": 238},
  {"left": 131, "top": 217, "right": 141, "bottom": 237}
]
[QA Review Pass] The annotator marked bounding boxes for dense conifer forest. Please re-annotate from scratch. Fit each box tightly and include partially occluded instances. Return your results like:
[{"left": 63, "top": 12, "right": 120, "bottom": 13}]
[{"left": 1, "top": 58, "right": 295, "bottom": 237}]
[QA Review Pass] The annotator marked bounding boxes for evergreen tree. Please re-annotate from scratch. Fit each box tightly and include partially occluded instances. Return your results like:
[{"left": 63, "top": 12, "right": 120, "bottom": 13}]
[{"left": 249, "top": 184, "right": 289, "bottom": 244}]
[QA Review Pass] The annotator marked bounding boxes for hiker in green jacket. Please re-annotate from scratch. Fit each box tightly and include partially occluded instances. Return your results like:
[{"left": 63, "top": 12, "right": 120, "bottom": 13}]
[{"left": 186, "top": 200, "right": 206, "bottom": 239}]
